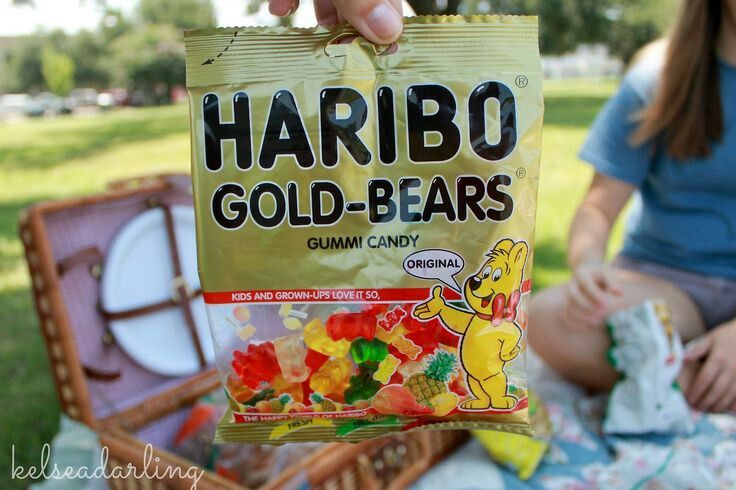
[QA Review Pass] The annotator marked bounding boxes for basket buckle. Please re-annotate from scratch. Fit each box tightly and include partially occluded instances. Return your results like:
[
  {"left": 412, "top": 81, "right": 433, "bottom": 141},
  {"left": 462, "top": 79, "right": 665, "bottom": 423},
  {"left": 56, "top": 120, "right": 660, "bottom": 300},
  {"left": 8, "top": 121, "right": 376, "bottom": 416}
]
[{"left": 171, "top": 275, "right": 194, "bottom": 303}]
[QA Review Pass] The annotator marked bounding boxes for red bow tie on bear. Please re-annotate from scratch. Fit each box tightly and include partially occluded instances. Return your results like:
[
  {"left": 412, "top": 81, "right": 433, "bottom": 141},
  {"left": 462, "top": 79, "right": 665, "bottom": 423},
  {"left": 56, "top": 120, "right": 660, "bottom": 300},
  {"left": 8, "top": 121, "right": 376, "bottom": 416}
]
[{"left": 478, "top": 290, "right": 521, "bottom": 326}]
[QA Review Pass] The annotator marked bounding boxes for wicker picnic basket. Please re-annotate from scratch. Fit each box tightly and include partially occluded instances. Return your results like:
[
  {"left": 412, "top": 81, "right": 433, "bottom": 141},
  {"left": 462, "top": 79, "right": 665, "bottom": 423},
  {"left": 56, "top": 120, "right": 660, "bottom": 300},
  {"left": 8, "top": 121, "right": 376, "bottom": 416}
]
[{"left": 19, "top": 173, "right": 468, "bottom": 489}]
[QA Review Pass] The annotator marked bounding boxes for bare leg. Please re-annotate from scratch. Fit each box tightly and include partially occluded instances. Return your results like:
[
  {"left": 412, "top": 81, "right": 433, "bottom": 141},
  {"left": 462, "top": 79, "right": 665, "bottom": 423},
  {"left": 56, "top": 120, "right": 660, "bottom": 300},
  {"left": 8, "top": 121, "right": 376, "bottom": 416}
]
[{"left": 528, "top": 268, "right": 705, "bottom": 391}]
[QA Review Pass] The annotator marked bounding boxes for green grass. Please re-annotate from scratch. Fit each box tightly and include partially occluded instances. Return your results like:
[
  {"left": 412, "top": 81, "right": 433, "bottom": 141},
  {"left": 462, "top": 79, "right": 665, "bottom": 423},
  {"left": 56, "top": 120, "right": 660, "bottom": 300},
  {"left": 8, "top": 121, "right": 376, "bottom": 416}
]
[{"left": 0, "top": 80, "right": 619, "bottom": 486}]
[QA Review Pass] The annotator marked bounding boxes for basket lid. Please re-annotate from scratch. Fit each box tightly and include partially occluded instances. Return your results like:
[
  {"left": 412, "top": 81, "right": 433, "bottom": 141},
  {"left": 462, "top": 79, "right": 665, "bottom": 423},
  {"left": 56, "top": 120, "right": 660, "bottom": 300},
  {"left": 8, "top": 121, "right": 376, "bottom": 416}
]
[{"left": 21, "top": 175, "right": 220, "bottom": 430}]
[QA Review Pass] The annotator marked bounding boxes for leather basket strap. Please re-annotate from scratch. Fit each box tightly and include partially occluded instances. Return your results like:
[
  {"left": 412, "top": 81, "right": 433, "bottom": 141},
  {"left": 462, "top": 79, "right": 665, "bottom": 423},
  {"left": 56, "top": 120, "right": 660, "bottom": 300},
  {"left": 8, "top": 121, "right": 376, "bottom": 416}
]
[
  {"left": 99, "top": 289, "right": 202, "bottom": 321},
  {"left": 57, "top": 246, "right": 104, "bottom": 276},
  {"left": 160, "top": 204, "right": 207, "bottom": 369}
]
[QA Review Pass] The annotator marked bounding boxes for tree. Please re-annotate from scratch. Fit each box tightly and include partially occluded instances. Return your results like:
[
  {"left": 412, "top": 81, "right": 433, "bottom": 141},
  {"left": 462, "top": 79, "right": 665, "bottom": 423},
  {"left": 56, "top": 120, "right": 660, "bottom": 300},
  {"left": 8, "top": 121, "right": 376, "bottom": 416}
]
[
  {"left": 41, "top": 47, "right": 75, "bottom": 96},
  {"left": 243, "top": 0, "right": 671, "bottom": 60},
  {"left": 138, "top": 0, "right": 217, "bottom": 29},
  {"left": 606, "top": 0, "right": 676, "bottom": 63},
  {"left": 1, "top": 36, "right": 45, "bottom": 93},
  {"left": 109, "top": 24, "right": 186, "bottom": 104},
  {"left": 60, "top": 30, "right": 112, "bottom": 89}
]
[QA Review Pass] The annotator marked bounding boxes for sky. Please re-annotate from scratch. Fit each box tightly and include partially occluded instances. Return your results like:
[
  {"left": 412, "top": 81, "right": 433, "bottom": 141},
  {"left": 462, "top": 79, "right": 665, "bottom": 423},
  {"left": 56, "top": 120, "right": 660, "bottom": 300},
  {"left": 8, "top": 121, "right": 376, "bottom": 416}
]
[{"left": 0, "top": 0, "right": 320, "bottom": 37}]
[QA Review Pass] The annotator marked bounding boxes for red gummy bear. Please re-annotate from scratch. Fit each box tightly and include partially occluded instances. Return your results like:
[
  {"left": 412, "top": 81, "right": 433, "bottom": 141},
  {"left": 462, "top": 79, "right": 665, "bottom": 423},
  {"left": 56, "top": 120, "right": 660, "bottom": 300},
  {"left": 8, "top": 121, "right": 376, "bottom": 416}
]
[
  {"left": 305, "top": 348, "right": 329, "bottom": 372},
  {"left": 326, "top": 312, "right": 377, "bottom": 341},
  {"left": 377, "top": 306, "right": 407, "bottom": 332},
  {"left": 362, "top": 304, "right": 390, "bottom": 317},
  {"left": 231, "top": 342, "right": 281, "bottom": 389}
]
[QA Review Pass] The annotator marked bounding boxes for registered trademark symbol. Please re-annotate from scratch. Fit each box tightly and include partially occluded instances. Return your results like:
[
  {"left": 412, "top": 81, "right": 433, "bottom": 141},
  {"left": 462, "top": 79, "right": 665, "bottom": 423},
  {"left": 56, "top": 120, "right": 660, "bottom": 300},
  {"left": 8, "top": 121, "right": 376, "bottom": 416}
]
[
  {"left": 516, "top": 168, "right": 527, "bottom": 178},
  {"left": 515, "top": 75, "right": 528, "bottom": 88}
]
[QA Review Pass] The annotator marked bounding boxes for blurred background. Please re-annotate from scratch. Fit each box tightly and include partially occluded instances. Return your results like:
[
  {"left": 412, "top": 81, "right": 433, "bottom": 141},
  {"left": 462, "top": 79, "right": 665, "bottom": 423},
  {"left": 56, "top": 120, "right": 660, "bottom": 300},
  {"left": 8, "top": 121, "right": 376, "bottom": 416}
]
[{"left": 0, "top": 0, "right": 673, "bottom": 485}]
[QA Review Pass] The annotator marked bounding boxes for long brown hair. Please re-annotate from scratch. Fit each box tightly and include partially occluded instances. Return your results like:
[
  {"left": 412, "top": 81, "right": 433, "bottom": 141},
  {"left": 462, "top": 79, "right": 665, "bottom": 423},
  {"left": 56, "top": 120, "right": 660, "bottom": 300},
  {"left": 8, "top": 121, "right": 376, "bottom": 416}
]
[{"left": 631, "top": 0, "right": 724, "bottom": 160}]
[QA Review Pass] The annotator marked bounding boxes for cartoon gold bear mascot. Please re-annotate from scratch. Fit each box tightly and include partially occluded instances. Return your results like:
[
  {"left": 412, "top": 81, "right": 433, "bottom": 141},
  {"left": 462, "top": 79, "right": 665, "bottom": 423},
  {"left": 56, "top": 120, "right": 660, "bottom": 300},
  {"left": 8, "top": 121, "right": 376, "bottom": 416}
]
[{"left": 414, "top": 239, "right": 528, "bottom": 410}]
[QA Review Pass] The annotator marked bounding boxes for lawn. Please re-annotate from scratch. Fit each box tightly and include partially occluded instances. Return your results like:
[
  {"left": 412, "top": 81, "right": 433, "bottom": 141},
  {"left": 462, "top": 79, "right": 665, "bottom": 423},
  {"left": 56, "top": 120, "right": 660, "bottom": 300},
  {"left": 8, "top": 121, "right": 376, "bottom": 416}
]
[{"left": 0, "top": 79, "right": 619, "bottom": 485}]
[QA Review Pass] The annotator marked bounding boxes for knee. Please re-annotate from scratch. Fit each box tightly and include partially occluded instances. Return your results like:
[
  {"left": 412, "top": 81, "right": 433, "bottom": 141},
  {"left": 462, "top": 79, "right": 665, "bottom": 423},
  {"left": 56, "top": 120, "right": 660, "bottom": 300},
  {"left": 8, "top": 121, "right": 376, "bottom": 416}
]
[{"left": 528, "top": 285, "right": 568, "bottom": 343}]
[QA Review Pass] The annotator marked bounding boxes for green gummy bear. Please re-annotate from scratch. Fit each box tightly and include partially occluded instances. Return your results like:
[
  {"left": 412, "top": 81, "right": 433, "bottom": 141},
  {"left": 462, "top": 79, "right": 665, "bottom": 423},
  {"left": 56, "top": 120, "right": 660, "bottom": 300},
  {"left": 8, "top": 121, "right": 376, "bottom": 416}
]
[
  {"left": 344, "top": 364, "right": 382, "bottom": 404},
  {"left": 350, "top": 338, "right": 388, "bottom": 364}
]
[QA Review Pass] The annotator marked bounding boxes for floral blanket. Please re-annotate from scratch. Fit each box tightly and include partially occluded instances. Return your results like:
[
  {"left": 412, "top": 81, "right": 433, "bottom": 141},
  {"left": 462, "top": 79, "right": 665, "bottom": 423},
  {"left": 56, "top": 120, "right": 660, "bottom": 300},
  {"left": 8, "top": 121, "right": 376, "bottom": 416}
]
[{"left": 413, "top": 352, "right": 736, "bottom": 489}]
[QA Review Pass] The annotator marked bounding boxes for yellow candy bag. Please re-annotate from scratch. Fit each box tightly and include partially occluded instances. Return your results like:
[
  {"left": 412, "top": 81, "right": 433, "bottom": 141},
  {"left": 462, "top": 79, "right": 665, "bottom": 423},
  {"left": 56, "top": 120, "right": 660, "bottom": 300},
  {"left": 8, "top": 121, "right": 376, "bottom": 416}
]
[{"left": 185, "top": 15, "right": 543, "bottom": 443}]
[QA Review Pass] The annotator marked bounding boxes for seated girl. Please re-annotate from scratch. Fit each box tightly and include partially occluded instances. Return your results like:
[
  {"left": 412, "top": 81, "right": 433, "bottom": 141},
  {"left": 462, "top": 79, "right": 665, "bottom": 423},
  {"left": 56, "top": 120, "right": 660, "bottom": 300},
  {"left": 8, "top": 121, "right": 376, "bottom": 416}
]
[{"left": 529, "top": 0, "right": 736, "bottom": 413}]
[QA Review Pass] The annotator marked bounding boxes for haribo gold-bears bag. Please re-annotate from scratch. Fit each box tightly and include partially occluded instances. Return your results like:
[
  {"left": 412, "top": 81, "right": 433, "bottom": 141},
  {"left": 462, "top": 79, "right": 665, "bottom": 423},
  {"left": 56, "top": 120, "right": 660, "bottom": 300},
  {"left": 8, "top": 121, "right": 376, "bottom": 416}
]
[{"left": 185, "top": 15, "right": 543, "bottom": 443}]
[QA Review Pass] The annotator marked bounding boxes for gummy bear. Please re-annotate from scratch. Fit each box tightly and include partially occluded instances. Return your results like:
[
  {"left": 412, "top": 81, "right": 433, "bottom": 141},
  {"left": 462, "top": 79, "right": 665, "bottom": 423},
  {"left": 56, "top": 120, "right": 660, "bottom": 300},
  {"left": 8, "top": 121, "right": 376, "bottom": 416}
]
[
  {"left": 305, "top": 348, "right": 329, "bottom": 373},
  {"left": 362, "top": 303, "right": 390, "bottom": 318},
  {"left": 226, "top": 374, "right": 255, "bottom": 403},
  {"left": 232, "top": 305, "right": 251, "bottom": 323},
  {"left": 272, "top": 374, "right": 304, "bottom": 403},
  {"left": 274, "top": 334, "right": 310, "bottom": 383},
  {"left": 237, "top": 324, "right": 256, "bottom": 341},
  {"left": 231, "top": 342, "right": 281, "bottom": 389},
  {"left": 326, "top": 312, "right": 377, "bottom": 341},
  {"left": 403, "top": 320, "right": 459, "bottom": 358},
  {"left": 373, "top": 354, "right": 400, "bottom": 384},
  {"left": 371, "top": 385, "right": 433, "bottom": 416},
  {"left": 344, "top": 364, "right": 382, "bottom": 404},
  {"left": 391, "top": 335, "right": 422, "bottom": 360},
  {"left": 375, "top": 324, "right": 407, "bottom": 344},
  {"left": 350, "top": 338, "right": 389, "bottom": 364},
  {"left": 283, "top": 317, "right": 303, "bottom": 331},
  {"left": 309, "top": 358, "right": 352, "bottom": 397},
  {"left": 377, "top": 306, "right": 407, "bottom": 332},
  {"left": 304, "top": 318, "right": 351, "bottom": 357}
]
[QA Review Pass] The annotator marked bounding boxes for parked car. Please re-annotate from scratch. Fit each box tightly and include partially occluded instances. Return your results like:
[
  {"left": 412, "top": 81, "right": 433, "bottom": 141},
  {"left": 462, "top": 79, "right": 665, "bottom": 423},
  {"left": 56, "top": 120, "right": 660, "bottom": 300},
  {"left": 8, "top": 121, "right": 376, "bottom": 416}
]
[
  {"left": 0, "top": 93, "right": 33, "bottom": 117},
  {"left": 27, "top": 92, "right": 72, "bottom": 117}
]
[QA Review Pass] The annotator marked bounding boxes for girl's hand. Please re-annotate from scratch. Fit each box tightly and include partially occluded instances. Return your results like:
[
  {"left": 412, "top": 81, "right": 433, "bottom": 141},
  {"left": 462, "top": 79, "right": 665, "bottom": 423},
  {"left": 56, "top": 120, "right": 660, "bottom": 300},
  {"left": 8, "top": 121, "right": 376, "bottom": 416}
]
[
  {"left": 268, "top": 0, "right": 404, "bottom": 44},
  {"left": 564, "top": 260, "right": 622, "bottom": 330},
  {"left": 684, "top": 320, "right": 736, "bottom": 412}
]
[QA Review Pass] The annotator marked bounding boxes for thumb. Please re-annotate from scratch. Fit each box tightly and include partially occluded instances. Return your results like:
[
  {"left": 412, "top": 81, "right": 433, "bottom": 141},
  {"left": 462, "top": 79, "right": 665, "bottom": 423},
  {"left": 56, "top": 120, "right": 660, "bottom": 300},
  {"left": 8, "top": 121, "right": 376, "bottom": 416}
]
[
  {"left": 330, "top": 0, "right": 403, "bottom": 44},
  {"left": 684, "top": 336, "right": 712, "bottom": 362},
  {"left": 432, "top": 286, "right": 443, "bottom": 300}
]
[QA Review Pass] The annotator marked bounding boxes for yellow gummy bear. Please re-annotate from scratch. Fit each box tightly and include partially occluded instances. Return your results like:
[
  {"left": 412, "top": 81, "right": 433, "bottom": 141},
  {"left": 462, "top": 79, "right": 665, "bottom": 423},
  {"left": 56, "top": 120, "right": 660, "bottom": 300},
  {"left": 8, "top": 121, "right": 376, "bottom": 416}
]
[
  {"left": 237, "top": 324, "right": 256, "bottom": 341},
  {"left": 283, "top": 317, "right": 303, "bottom": 330},
  {"left": 372, "top": 354, "right": 400, "bottom": 384},
  {"left": 310, "top": 358, "right": 352, "bottom": 396},
  {"left": 304, "top": 319, "right": 350, "bottom": 357},
  {"left": 278, "top": 303, "right": 293, "bottom": 317}
]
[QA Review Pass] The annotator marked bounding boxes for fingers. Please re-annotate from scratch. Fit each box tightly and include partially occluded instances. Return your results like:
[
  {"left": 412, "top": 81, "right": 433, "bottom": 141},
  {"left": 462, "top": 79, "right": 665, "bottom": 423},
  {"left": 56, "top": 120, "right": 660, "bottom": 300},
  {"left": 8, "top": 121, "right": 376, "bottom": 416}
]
[
  {"left": 699, "top": 371, "right": 731, "bottom": 412},
  {"left": 687, "top": 355, "right": 719, "bottom": 408},
  {"left": 576, "top": 271, "right": 607, "bottom": 311},
  {"left": 413, "top": 304, "right": 429, "bottom": 315},
  {"left": 713, "top": 378, "right": 736, "bottom": 413},
  {"left": 683, "top": 336, "right": 712, "bottom": 362},
  {"left": 414, "top": 307, "right": 436, "bottom": 320},
  {"left": 314, "top": 0, "right": 340, "bottom": 24},
  {"left": 269, "top": 0, "right": 298, "bottom": 16},
  {"left": 564, "top": 279, "right": 600, "bottom": 329},
  {"left": 432, "top": 286, "right": 443, "bottom": 300},
  {"left": 329, "top": 0, "right": 403, "bottom": 43},
  {"left": 677, "top": 359, "right": 698, "bottom": 394}
]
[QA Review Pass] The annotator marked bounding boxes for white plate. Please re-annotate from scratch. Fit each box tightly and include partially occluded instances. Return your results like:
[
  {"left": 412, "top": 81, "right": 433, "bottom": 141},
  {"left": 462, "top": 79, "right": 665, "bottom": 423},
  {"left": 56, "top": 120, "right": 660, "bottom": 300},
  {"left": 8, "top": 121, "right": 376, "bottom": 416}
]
[{"left": 101, "top": 205, "right": 214, "bottom": 377}]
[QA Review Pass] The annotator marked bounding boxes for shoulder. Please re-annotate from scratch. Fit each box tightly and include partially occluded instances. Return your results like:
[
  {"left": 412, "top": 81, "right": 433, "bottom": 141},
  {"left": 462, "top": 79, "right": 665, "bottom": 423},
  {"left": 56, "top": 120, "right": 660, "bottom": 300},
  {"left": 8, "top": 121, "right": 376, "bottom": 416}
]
[{"left": 620, "top": 40, "right": 666, "bottom": 103}]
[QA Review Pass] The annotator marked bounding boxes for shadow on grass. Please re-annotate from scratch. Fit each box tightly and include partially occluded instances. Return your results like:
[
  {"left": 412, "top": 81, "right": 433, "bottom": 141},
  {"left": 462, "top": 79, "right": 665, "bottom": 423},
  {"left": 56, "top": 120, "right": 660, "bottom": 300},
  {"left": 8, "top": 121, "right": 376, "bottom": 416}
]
[
  {"left": 544, "top": 95, "right": 609, "bottom": 128},
  {"left": 0, "top": 108, "right": 188, "bottom": 171}
]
